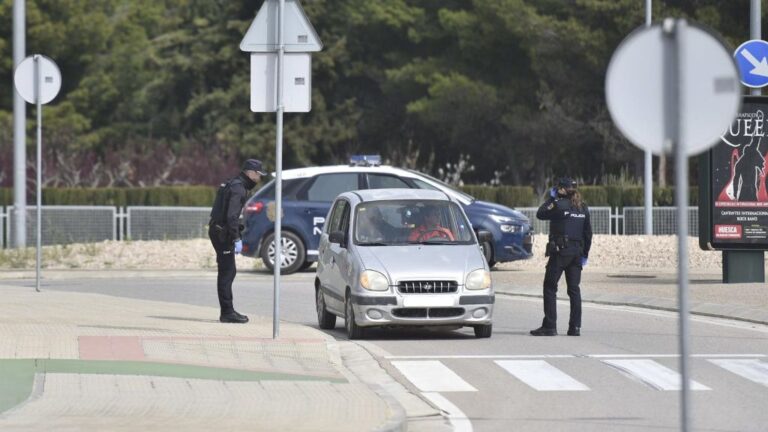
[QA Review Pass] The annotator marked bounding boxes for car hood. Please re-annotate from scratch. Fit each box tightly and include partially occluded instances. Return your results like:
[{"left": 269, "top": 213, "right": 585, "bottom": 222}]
[
  {"left": 466, "top": 200, "right": 529, "bottom": 223},
  {"left": 356, "top": 244, "right": 486, "bottom": 286}
]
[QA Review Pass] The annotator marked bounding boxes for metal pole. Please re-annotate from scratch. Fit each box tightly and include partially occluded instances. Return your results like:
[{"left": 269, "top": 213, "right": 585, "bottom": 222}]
[
  {"left": 273, "top": 0, "right": 286, "bottom": 339},
  {"left": 13, "top": 0, "right": 27, "bottom": 248},
  {"left": 663, "top": 18, "right": 691, "bottom": 432},
  {"left": 34, "top": 55, "right": 41, "bottom": 293},
  {"left": 752, "top": 0, "right": 762, "bottom": 97},
  {"left": 644, "top": 0, "right": 653, "bottom": 235}
]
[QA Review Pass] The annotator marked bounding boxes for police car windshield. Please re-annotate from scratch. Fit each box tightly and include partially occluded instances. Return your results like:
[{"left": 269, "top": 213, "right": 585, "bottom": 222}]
[
  {"left": 405, "top": 170, "right": 475, "bottom": 202},
  {"left": 354, "top": 200, "right": 474, "bottom": 246}
]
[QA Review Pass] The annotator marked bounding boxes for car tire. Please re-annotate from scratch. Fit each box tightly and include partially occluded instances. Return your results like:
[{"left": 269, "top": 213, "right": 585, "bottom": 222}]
[
  {"left": 345, "top": 294, "right": 365, "bottom": 340},
  {"left": 300, "top": 261, "right": 315, "bottom": 272},
  {"left": 261, "top": 231, "right": 305, "bottom": 275},
  {"left": 316, "top": 286, "right": 337, "bottom": 330},
  {"left": 474, "top": 324, "right": 492, "bottom": 338},
  {"left": 481, "top": 241, "right": 496, "bottom": 268}
]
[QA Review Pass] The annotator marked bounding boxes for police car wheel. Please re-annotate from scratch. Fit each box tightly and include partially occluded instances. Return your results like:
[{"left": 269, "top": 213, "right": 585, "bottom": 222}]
[
  {"left": 481, "top": 241, "right": 496, "bottom": 267},
  {"left": 261, "top": 231, "right": 305, "bottom": 275}
]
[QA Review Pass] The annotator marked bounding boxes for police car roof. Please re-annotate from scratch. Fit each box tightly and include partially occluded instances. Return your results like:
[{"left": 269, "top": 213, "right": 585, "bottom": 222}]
[
  {"left": 344, "top": 188, "right": 451, "bottom": 203},
  {"left": 275, "top": 165, "right": 408, "bottom": 180}
]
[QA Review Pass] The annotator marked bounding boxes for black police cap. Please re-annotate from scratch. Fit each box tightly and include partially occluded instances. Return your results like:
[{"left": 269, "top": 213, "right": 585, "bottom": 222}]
[
  {"left": 242, "top": 159, "right": 267, "bottom": 176},
  {"left": 557, "top": 177, "right": 577, "bottom": 189}
]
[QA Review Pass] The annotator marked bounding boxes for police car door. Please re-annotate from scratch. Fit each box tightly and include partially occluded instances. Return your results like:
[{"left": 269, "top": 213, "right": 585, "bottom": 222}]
[{"left": 302, "top": 173, "right": 363, "bottom": 258}]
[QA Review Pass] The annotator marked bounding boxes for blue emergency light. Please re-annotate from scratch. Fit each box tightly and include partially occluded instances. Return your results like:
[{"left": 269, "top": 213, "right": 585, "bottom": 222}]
[{"left": 349, "top": 155, "right": 382, "bottom": 167}]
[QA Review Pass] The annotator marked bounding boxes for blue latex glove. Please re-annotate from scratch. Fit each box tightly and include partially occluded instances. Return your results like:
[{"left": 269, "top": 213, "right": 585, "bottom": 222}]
[
  {"left": 549, "top": 187, "right": 558, "bottom": 198},
  {"left": 234, "top": 240, "right": 243, "bottom": 254},
  {"left": 581, "top": 257, "right": 588, "bottom": 267}
]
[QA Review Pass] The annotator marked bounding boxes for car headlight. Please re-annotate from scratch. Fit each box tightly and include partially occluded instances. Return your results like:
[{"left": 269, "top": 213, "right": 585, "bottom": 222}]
[
  {"left": 360, "top": 270, "right": 389, "bottom": 291},
  {"left": 466, "top": 269, "right": 491, "bottom": 290},
  {"left": 500, "top": 224, "right": 521, "bottom": 233}
]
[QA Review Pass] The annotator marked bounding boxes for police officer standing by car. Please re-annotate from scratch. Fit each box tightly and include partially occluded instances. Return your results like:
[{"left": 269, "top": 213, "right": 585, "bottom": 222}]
[
  {"left": 209, "top": 159, "right": 266, "bottom": 323},
  {"left": 530, "top": 177, "right": 592, "bottom": 336}
]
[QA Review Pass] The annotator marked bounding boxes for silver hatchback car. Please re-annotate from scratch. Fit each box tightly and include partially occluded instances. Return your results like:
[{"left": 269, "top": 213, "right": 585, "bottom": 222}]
[{"left": 315, "top": 189, "right": 494, "bottom": 339}]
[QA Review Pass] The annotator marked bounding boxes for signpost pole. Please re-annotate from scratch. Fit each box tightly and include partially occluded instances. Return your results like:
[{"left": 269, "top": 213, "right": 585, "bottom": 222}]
[
  {"left": 34, "top": 54, "right": 42, "bottom": 293},
  {"left": 644, "top": 0, "right": 653, "bottom": 236},
  {"left": 662, "top": 18, "right": 691, "bottom": 432},
  {"left": 273, "top": 0, "right": 286, "bottom": 339}
]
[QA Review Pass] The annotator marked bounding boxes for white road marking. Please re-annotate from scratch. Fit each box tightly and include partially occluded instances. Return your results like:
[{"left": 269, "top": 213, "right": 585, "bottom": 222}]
[
  {"left": 603, "top": 359, "right": 711, "bottom": 391},
  {"left": 392, "top": 360, "right": 477, "bottom": 392},
  {"left": 495, "top": 360, "right": 590, "bottom": 391},
  {"left": 385, "top": 354, "right": 765, "bottom": 360},
  {"left": 710, "top": 359, "right": 768, "bottom": 387},
  {"left": 422, "top": 392, "right": 473, "bottom": 432}
]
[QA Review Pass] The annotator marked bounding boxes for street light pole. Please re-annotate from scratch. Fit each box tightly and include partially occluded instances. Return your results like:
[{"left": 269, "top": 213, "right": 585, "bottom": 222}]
[{"left": 13, "top": 0, "right": 27, "bottom": 248}]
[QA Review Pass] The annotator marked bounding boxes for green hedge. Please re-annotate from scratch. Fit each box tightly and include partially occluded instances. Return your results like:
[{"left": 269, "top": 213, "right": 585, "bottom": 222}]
[
  {"left": 0, "top": 185, "right": 699, "bottom": 208},
  {"left": 0, "top": 186, "right": 217, "bottom": 206}
]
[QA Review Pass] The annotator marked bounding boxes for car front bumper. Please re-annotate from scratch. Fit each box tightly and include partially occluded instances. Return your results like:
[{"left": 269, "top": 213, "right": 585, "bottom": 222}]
[{"left": 350, "top": 291, "right": 494, "bottom": 328}]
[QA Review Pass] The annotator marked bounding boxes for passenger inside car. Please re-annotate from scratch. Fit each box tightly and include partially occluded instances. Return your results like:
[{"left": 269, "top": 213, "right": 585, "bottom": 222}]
[{"left": 408, "top": 205, "right": 456, "bottom": 242}]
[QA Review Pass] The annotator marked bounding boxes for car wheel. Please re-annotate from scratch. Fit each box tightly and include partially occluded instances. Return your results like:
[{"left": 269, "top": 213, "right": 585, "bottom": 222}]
[
  {"left": 474, "top": 324, "right": 492, "bottom": 338},
  {"left": 261, "top": 231, "right": 305, "bottom": 274},
  {"left": 299, "top": 261, "right": 315, "bottom": 271},
  {"left": 345, "top": 294, "right": 365, "bottom": 340},
  {"left": 316, "top": 286, "right": 337, "bottom": 330},
  {"left": 481, "top": 241, "right": 496, "bottom": 268}
]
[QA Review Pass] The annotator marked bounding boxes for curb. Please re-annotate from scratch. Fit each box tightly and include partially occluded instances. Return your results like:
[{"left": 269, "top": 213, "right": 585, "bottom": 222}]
[{"left": 496, "top": 291, "right": 768, "bottom": 326}]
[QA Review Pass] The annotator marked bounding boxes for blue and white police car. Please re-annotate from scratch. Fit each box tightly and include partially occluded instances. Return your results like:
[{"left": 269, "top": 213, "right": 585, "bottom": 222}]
[{"left": 241, "top": 156, "right": 533, "bottom": 274}]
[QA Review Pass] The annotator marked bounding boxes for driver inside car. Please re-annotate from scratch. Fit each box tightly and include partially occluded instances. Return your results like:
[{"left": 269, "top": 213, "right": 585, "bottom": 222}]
[{"left": 408, "top": 205, "right": 455, "bottom": 242}]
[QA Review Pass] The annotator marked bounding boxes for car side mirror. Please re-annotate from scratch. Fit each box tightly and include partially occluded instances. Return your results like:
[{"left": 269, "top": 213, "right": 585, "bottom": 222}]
[
  {"left": 329, "top": 231, "right": 346, "bottom": 246},
  {"left": 477, "top": 230, "right": 493, "bottom": 243}
]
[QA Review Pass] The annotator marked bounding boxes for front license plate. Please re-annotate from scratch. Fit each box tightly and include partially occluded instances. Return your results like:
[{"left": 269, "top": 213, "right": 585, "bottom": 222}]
[{"left": 403, "top": 296, "right": 455, "bottom": 308}]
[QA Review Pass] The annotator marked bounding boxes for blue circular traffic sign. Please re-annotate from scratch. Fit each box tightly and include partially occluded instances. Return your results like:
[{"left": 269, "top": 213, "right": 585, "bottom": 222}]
[{"left": 734, "top": 39, "right": 768, "bottom": 88}]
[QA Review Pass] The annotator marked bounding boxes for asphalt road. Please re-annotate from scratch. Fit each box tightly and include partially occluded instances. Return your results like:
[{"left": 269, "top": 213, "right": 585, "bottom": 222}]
[{"left": 11, "top": 268, "right": 768, "bottom": 432}]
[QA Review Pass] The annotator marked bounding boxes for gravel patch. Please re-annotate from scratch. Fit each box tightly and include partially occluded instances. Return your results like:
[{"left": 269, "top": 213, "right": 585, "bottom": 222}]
[{"left": 0, "top": 235, "right": 748, "bottom": 272}]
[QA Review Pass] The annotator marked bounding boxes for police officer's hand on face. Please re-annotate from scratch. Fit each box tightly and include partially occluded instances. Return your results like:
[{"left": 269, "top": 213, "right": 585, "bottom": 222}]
[{"left": 549, "top": 187, "right": 558, "bottom": 198}]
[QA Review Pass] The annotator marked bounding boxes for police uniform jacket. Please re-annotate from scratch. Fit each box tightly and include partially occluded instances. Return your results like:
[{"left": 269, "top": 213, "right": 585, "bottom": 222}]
[
  {"left": 210, "top": 173, "right": 256, "bottom": 243},
  {"left": 536, "top": 196, "right": 593, "bottom": 258}
]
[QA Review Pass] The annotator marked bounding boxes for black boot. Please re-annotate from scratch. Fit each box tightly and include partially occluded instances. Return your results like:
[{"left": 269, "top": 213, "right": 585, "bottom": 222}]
[
  {"left": 530, "top": 326, "right": 557, "bottom": 336},
  {"left": 567, "top": 327, "right": 580, "bottom": 336},
  {"left": 220, "top": 310, "right": 249, "bottom": 324}
]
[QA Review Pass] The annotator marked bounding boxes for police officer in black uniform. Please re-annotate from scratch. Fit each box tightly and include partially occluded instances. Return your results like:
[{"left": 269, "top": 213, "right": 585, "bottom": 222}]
[
  {"left": 530, "top": 177, "right": 592, "bottom": 336},
  {"left": 209, "top": 159, "right": 266, "bottom": 323}
]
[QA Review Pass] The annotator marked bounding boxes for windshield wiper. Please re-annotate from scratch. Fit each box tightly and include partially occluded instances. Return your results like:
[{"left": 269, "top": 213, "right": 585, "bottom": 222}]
[
  {"left": 415, "top": 241, "right": 454, "bottom": 245},
  {"left": 358, "top": 242, "right": 388, "bottom": 246}
]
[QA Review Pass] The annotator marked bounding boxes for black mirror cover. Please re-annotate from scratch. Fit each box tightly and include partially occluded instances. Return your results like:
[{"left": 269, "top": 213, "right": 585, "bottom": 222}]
[
  {"left": 329, "top": 231, "right": 346, "bottom": 245},
  {"left": 477, "top": 230, "right": 493, "bottom": 243}
]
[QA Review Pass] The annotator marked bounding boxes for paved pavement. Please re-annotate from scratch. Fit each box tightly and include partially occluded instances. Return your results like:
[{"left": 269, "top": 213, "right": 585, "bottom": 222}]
[
  {"left": 0, "top": 284, "right": 418, "bottom": 432},
  {"left": 0, "top": 267, "right": 766, "bottom": 431},
  {"left": 491, "top": 268, "right": 768, "bottom": 326}
]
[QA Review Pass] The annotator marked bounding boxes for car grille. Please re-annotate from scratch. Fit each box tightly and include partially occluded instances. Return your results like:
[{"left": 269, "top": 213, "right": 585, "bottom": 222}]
[
  {"left": 398, "top": 280, "right": 458, "bottom": 294},
  {"left": 392, "top": 308, "right": 465, "bottom": 319}
]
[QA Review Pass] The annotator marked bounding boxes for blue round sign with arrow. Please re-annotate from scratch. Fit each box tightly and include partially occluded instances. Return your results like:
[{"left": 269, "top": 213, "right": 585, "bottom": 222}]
[{"left": 734, "top": 39, "right": 768, "bottom": 88}]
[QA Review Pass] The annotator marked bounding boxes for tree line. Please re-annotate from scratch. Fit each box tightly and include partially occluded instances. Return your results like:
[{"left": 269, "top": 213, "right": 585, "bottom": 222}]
[{"left": 0, "top": 0, "right": 759, "bottom": 191}]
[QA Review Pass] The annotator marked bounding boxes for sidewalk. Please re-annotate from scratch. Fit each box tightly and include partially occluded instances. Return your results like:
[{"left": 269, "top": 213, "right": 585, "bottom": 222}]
[
  {"left": 0, "top": 285, "right": 414, "bottom": 432},
  {"left": 492, "top": 268, "right": 768, "bottom": 325}
]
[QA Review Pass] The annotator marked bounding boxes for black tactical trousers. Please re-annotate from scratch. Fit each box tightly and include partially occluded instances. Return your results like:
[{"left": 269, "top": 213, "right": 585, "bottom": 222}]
[
  {"left": 209, "top": 228, "right": 236, "bottom": 314},
  {"left": 541, "top": 252, "right": 582, "bottom": 330}
]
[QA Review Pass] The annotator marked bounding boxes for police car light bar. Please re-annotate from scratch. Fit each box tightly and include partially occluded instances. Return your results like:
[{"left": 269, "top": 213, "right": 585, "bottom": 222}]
[{"left": 349, "top": 155, "right": 382, "bottom": 167}]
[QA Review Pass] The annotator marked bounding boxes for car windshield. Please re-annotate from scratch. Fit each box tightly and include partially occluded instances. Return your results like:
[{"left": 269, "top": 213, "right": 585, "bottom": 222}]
[
  {"left": 405, "top": 169, "right": 475, "bottom": 202},
  {"left": 354, "top": 200, "right": 475, "bottom": 245}
]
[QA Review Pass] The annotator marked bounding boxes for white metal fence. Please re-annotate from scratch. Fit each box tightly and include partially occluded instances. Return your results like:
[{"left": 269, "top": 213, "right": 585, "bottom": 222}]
[
  {"left": 126, "top": 207, "right": 210, "bottom": 241},
  {"left": 0, "top": 205, "right": 701, "bottom": 248}
]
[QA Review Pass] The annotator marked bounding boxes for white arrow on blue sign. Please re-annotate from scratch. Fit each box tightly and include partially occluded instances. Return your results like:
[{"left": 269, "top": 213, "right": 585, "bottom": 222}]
[{"left": 734, "top": 39, "right": 768, "bottom": 88}]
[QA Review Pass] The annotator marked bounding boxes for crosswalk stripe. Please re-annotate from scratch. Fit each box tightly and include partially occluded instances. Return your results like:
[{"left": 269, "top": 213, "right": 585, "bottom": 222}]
[
  {"left": 495, "top": 360, "right": 590, "bottom": 391},
  {"left": 603, "top": 359, "right": 711, "bottom": 391},
  {"left": 710, "top": 359, "right": 768, "bottom": 387},
  {"left": 391, "top": 360, "right": 477, "bottom": 392}
]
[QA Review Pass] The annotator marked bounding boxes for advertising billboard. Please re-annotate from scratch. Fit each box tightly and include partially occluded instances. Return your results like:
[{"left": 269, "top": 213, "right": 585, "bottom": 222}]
[{"left": 707, "top": 96, "right": 768, "bottom": 249}]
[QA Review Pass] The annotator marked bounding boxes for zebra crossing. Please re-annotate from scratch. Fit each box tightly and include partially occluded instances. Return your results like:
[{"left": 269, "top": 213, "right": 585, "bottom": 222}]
[{"left": 390, "top": 355, "right": 768, "bottom": 393}]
